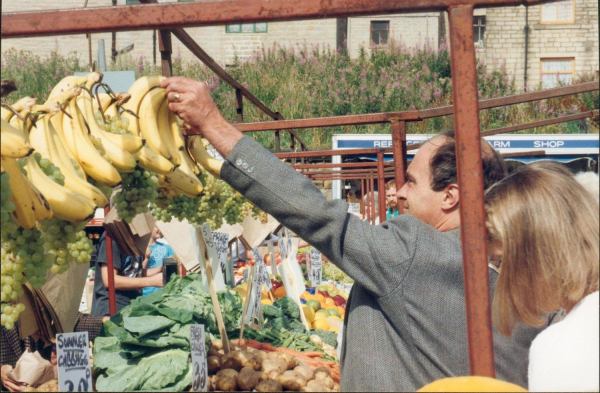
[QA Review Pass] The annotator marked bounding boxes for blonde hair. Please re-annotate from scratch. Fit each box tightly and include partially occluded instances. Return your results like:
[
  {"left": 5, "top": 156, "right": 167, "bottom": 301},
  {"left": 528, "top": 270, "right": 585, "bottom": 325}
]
[{"left": 485, "top": 161, "right": 599, "bottom": 336}]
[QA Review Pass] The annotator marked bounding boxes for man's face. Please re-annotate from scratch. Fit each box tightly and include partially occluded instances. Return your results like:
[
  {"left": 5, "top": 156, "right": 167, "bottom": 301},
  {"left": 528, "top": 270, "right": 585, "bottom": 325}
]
[
  {"left": 385, "top": 187, "right": 397, "bottom": 209},
  {"left": 397, "top": 138, "right": 447, "bottom": 227}
]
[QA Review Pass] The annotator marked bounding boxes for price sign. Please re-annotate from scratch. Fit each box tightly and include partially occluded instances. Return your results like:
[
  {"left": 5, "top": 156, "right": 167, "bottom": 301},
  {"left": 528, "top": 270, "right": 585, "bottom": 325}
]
[
  {"left": 285, "top": 228, "right": 293, "bottom": 256},
  {"left": 306, "top": 249, "right": 311, "bottom": 275},
  {"left": 212, "top": 232, "right": 229, "bottom": 274},
  {"left": 278, "top": 230, "right": 288, "bottom": 260},
  {"left": 245, "top": 269, "right": 263, "bottom": 325},
  {"left": 252, "top": 248, "right": 272, "bottom": 291},
  {"left": 197, "top": 224, "right": 226, "bottom": 292},
  {"left": 267, "top": 239, "right": 279, "bottom": 276},
  {"left": 190, "top": 325, "right": 208, "bottom": 392},
  {"left": 243, "top": 268, "right": 250, "bottom": 283},
  {"left": 57, "top": 332, "right": 92, "bottom": 392},
  {"left": 309, "top": 248, "right": 322, "bottom": 287}
]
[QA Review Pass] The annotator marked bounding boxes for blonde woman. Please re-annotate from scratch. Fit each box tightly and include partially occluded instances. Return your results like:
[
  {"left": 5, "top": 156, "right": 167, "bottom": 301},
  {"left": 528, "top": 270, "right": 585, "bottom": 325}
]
[{"left": 485, "top": 161, "right": 599, "bottom": 392}]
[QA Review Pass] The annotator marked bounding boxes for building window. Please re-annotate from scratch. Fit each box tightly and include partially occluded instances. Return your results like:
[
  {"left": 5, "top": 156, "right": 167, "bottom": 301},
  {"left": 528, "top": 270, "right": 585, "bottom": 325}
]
[
  {"left": 226, "top": 23, "right": 268, "bottom": 33},
  {"left": 371, "top": 21, "right": 389, "bottom": 46},
  {"left": 473, "top": 16, "right": 486, "bottom": 46},
  {"left": 541, "top": 0, "right": 575, "bottom": 23},
  {"left": 540, "top": 58, "right": 574, "bottom": 88}
]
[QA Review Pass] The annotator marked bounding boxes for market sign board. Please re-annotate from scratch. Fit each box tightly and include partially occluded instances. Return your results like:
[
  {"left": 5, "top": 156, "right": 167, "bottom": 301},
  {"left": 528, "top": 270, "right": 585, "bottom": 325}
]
[
  {"left": 57, "top": 332, "right": 92, "bottom": 392},
  {"left": 190, "top": 325, "right": 208, "bottom": 392}
]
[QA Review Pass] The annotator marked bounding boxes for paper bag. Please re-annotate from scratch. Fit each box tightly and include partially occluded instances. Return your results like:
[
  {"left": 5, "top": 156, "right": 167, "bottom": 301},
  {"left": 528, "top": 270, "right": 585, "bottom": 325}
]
[
  {"left": 40, "top": 261, "right": 89, "bottom": 333},
  {"left": 241, "top": 214, "right": 281, "bottom": 248},
  {"left": 156, "top": 219, "right": 200, "bottom": 274},
  {"left": 7, "top": 351, "right": 55, "bottom": 387}
]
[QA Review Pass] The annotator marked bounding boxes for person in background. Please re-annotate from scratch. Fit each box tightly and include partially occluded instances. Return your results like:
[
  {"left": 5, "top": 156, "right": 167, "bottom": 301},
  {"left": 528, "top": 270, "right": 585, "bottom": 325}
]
[
  {"left": 485, "top": 161, "right": 599, "bottom": 392},
  {"left": 361, "top": 191, "right": 379, "bottom": 224},
  {"left": 385, "top": 180, "right": 399, "bottom": 220},
  {"left": 91, "top": 232, "right": 163, "bottom": 316},
  {"left": 1, "top": 313, "right": 108, "bottom": 391},
  {"left": 142, "top": 227, "right": 174, "bottom": 296},
  {"left": 162, "top": 76, "right": 554, "bottom": 391}
]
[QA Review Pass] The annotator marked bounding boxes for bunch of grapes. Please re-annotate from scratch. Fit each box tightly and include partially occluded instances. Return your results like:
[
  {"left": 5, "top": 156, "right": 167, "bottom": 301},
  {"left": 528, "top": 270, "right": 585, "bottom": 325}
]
[
  {"left": 1, "top": 172, "right": 17, "bottom": 236},
  {"left": 114, "top": 167, "right": 159, "bottom": 223},
  {"left": 222, "top": 187, "right": 246, "bottom": 225},
  {"left": 95, "top": 110, "right": 131, "bottom": 135},
  {"left": 39, "top": 219, "right": 93, "bottom": 275},
  {"left": 90, "top": 136, "right": 111, "bottom": 163},
  {"left": 29, "top": 154, "right": 65, "bottom": 185}
]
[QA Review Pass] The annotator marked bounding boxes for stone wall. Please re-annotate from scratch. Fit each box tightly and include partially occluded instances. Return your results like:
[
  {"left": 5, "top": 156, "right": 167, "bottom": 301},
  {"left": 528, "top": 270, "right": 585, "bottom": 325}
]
[{"left": 485, "top": 0, "right": 599, "bottom": 89}]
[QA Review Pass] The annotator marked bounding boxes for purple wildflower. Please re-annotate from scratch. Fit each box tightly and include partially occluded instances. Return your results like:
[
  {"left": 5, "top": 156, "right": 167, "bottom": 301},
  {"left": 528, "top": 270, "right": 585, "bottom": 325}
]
[{"left": 434, "top": 90, "right": 442, "bottom": 97}]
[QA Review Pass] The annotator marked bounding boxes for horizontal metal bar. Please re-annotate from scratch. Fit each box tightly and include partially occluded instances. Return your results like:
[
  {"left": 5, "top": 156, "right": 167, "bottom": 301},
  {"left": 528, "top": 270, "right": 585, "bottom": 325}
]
[
  {"left": 1, "top": 0, "right": 559, "bottom": 38},
  {"left": 409, "top": 109, "right": 599, "bottom": 151},
  {"left": 502, "top": 150, "right": 545, "bottom": 158},
  {"left": 291, "top": 162, "right": 394, "bottom": 169},
  {"left": 275, "top": 147, "right": 392, "bottom": 159},
  {"left": 301, "top": 168, "right": 395, "bottom": 175}
]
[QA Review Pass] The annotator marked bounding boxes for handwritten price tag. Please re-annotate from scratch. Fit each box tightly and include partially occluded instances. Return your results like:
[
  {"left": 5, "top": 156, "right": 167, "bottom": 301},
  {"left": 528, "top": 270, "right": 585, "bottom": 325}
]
[
  {"left": 309, "top": 248, "right": 322, "bottom": 287},
  {"left": 252, "top": 248, "right": 272, "bottom": 291},
  {"left": 268, "top": 239, "right": 279, "bottom": 276},
  {"left": 190, "top": 325, "right": 208, "bottom": 392},
  {"left": 57, "top": 332, "right": 92, "bottom": 392},
  {"left": 212, "top": 232, "right": 229, "bottom": 273},
  {"left": 198, "top": 224, "right": 226, "bottom": 292}
]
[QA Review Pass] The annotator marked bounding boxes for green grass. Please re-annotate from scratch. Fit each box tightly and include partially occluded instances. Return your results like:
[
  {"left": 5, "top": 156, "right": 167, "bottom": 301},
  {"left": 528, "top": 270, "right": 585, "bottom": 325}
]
[{"left": 2, "top": 41, "right": 598, "bottom": 150}]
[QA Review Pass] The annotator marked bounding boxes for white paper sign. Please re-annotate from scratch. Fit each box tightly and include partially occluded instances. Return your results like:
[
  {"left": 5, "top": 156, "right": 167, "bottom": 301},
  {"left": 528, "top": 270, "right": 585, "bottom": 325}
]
[
  {"left": 309, "top": 248, "right": 322, "bottom": 287},
  {"left": 196, "top": 224, "right": 226, "bottom": 292},
  {"left": 267, "top": 239, "right": 279, "bottom": 276},
  {"left": 278, "top": 230, "right": 288, "bottom": 260},
  {"left": 243, "top": 268, "right": 250, "bottom": 283},
  {"left": 245, "top": 271, "right": 263, "bottom": 325},
  {"left": 57, "top": 332, "right": 92, "bottom": 392},
  {"left": 252, "top": 248, "right": 272, "bottom": 291},
  {"left": 212, "top": 232, "right": 229, "bottom": 274},
  {"left": 190, "top": 325, "right": 208, "bottom": 392}
]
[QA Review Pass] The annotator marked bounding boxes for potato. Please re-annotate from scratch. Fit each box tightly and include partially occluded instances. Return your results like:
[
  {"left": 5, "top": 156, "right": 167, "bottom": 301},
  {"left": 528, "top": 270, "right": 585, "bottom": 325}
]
[
  {"left": 210, "top": 339, "right": 223, "bottom": 350},
  {"left": 274, "top": 352, "right": 297, "bottom": 369},
  {"left": 221, "top": 351, "right": 244, "bottom": 371},
  {"left": 253, "top": 350, "right": 268, "bottom": 362},
  {"left": 294, "top": 365, "right": 313, "bottom": 382},
  {"left": 216, "top": 369, "right": 239, "bottom": 379},
  {"left": 23, "top": 387, "right": 37, "bottom": 392},
  {"left": 277, "top": 370, "right": 308, "bottom": 391},
  {"left": 257, "top": 371, "right": 268, "bottom": 381},
  {"left": 208, "top": 348, "right": 222, "bottom": 358},
  {"left": 332, "top": 382, "right": 341, "bottom": 392},
  {"left": 313, "top": 366, "right": 331, "bottom": 381},
  {"left": 237, "top": 367, "right": 260, "bottom": 391},
  {"left": 207, "top": 356, "right": 221, "bottom": 374},
  {"left": 302, "top": 381, "right": 328, "bottom": 392},
  {"left": 242, "top": 352, "right": 263, "bottom": 371},
  {"left": 37, "top": 380, "right": 59, "bottom": 392},
  {"left": 261, "top": 358, "right": 288, "bottom": 379},
  {"left": 320, "top": 376, "right": 335, "bottom": 389},
  {"left": 217, "top": 376, "right": 238, "bottom": 391},
  {"left": 255, "top": 380, "right": 283, "bottom": 392},
  {"left": 267, "top": 352, "right": 279, "bottom": 360}
]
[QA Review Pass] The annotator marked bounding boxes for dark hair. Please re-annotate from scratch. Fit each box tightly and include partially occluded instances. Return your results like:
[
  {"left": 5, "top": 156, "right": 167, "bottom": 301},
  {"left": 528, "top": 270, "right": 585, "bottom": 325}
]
[{"left": 429, "top": 129, "right": 507, "bottom": 192}]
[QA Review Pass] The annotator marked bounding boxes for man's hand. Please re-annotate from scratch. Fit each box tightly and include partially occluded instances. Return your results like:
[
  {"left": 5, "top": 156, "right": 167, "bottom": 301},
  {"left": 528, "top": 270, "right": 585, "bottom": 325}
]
[
  {"left": 148, "top": 273, "right": 164, "bottom": 288},
  {"left": 1, "top": 365, "right": 26, "bottom": 392},
  {"left": 160, "top": 77, "right": 243, "bottom": 158}
]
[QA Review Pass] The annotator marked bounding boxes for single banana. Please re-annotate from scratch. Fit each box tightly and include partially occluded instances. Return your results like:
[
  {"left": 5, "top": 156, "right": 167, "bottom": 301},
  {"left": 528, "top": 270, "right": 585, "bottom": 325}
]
[
  {"left": 1, "top": 96, "right": 37, "bottom": 122},
  {"left": 1, "top": 119, "right": 34, "bottom": 158},
  {"left": 25, "top": 154, "right": 96, "bottom": 222},
  {"left": 164, "top": 167, "right": 204, "bottom": 197},
  {"left": 48, "top": 73, "right": 102, "bottom": 102},
  {"left": 187, "top": 135, "right": 224, "bottom": 179},
  {"left": 168, "top": 111, "right": 198, "bottom": 172},
  {"left": 122, "top": 75, "right": 166, "bottom": 136},
  {"left": 62, "top": 99, "right": 121, "bottom": 187},
  {"left": 48, "top": 110, "right": 86, "bottom": 180},
  {"left": 30, "top": 115, "right": 109, "bottom": 208},
  {"left": 134, "top": 144, "right": 176, "bottom": 175},
  {"left": 138, "top": 88, "right": 174, "bottom": 161},
  {"left": 1, "top": 157, "right": 37, "bottom": 229},
  {"left": 157, "top": 98, "right": 181, "bottom": 166},
  {"left": 26, "top": 176, "right": 53, "bottom": 222},
  {"left": 77, "top": 95, "right": 137, "bottom": 172}
]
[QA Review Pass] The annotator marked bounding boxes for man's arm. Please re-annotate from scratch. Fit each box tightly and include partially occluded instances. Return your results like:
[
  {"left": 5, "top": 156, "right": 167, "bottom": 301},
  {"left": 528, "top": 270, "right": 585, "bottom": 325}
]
[
  {"left": 161, "top": 77, "right": 419, "bottom": 298},
  {"left": 100, "top": 264, "right": 163, "bottom": 291}
]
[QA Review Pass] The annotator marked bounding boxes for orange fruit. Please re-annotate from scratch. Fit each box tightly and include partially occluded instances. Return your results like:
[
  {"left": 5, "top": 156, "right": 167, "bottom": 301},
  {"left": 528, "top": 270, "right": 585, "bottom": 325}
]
[
  {"left": 314, "top": 294, "right": 326, "bottom": 303},
  {"left": 261, "top": 298, "right": 273, "bottom": 306},
  {"left": 274, "top": 286, "right": 287, "bottom": 298},
  {"left": 324, "top": 298, "right": 336, "bottom": 306}
]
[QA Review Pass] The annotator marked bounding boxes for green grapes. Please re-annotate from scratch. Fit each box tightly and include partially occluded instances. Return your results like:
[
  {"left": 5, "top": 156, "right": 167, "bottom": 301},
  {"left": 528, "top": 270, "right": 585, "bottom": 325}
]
[
  {"left": 95, "top": 110, "right": 131, "bottom": 135},
  {"left": 114, "top": 167, "right": 159, "bottom": 223},
  {"left": 90, "top": 136, "right": 111, "bottom": 163},
  {"left": 1, "top": 172, "right": 17, "bottom": 236},
  {"left": 30, "top": 153, "right": 65, "bottom": 185},
  {"left": 40, "top": 219, "right": 93, "bottom": 275}
]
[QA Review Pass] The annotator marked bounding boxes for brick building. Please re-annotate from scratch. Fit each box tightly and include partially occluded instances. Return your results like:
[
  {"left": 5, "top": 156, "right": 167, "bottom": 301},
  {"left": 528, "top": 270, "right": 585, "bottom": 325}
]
[{"left": 2, "top": 0, "right": 598, "bottom": 88}]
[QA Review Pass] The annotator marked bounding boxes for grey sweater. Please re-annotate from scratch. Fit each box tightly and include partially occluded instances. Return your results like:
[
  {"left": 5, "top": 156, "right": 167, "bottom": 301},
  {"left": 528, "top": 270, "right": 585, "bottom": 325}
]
[{"left": 221, "top": 136, "right": 552, "bottom": 391}]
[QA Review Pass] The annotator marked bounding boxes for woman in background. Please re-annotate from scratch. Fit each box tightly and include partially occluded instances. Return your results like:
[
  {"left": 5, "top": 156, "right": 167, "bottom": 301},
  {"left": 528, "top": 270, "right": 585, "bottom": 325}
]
[{"left": 485, "top": 161, "right": 599, "bottom": 392}]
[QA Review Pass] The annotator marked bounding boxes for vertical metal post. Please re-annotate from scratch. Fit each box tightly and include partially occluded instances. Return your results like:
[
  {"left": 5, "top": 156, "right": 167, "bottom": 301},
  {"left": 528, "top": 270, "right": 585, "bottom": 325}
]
[
  {"left": 235, "top": 88, "right": 244, "bottom": 123},
  {"left": 274, "top": 131, "right": 282, "bottom": 152},
  {"left": 181, "top": 264, "right": 187, "bottom": 277},
  {"left": 369, "top": 173, "right": 376, "bottom": 225},
  {"left": 448, "top": 5, "right": 495, "bottom": 377},
  {"left": 360, "top": 179, "right": 365, "bottom": 217},
  {"left": 377, "top": 150, "right": 387, "bottom": 223},
  {"left": 104, "top": 206, "right": 116, "bottom": 316},
  {"left": 391, "top": 120, "right": 407, "bottom": 214},
  {"left": 158, "top": 30, "right": 172, "bottom": 77},
  {"left": 365, "top": 174, "right": 371, "bottom": 222}
]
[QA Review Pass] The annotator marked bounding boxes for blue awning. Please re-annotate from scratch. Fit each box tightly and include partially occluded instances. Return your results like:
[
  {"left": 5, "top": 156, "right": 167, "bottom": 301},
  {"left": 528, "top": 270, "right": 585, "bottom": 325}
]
[{"left": 355, "top": 154, "right": 599, "bottom": 164}]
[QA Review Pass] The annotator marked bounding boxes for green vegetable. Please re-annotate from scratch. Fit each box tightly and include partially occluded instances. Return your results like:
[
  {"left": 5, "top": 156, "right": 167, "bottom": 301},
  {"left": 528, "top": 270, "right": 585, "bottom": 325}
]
[
  {"left": 275, "top": 296, "right": 300, "bottom": 320},
  {"left": 312, "top": 329, "right": 338, "bottom": 348},
  {"left": 262, "top": 304, "right": 284, "bottom": 318}
]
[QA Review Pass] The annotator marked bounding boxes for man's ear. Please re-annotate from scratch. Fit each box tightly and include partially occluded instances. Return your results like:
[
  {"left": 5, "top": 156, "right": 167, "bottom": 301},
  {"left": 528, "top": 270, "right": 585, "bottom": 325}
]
[{"left": 441, "top": 184, "right": 459, "bottom": 211}]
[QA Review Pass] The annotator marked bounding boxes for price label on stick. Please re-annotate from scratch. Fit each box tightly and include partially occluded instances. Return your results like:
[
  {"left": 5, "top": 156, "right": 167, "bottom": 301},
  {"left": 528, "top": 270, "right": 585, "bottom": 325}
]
[
  {"left": 252, "top": 248, "right": 272, "bottom": 291},
  {"left": 306, "top": 249, "right": 311, "bottom": 275},
  {"left": 57, "top": 332, "right": 92, "bottom": 392},
  {"left": 243, "top": 268, "right": 250, "bottom": 283},
  {"left": 267, "top": 239, "right": 279, "bottom": 276},
  {"left": 310, "top": 248, "right": 322, "bottom": 287},
  {"left": 190, "top": 325, "right": 208, "bottom": 392},
  {"left": 212, "top": 232, "right": 229, "bottom": 274}
]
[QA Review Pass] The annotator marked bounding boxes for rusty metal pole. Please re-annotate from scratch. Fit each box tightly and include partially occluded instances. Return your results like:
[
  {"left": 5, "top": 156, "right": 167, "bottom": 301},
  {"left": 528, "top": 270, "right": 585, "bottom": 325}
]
[
  {"left": 365, "top": 173, "right": 371, "bottom": 223},
  {"left": 235, "top": 88, "right": 243, "bottom": 123},
  {"left": 377, "top": 150, "right": 387, "bottom": 223},
  {"left": 448, "top": 5, "right": 495, "bottom": 377},
  {"left": 104, "top": 206, "right": 116, "bottom": 316},
  {"left": 391, "top": 120, "right": 407, "bottom": 214},
  {"left": 158, "top": 30, "right": 172, "bottom": 77},
  {"left": 370, "top": 173, "right": 376, "bottom": 225},
  {"left": 360, "top": 179, "right": 365, "bottom": 217}
]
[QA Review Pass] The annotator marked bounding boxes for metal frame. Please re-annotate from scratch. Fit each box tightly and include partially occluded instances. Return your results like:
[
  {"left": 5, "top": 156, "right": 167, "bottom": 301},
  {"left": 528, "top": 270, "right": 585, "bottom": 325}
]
[{"left": 3, "top": 0, "right": 598, "bottom": 378}]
